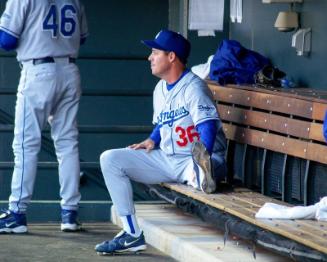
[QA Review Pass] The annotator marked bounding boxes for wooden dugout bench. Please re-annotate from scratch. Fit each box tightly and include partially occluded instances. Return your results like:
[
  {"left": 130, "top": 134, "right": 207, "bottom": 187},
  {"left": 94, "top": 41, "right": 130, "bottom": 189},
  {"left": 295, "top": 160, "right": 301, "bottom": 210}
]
[{"left": 157, "top": 82, "right": 327, "bottom": 261}]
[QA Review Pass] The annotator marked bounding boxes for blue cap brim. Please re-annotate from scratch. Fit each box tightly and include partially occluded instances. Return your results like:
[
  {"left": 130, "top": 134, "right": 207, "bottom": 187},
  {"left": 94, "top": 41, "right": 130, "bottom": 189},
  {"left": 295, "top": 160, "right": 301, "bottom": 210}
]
[{"left": 141, "top": 40, "right": 168, "bottom": 52}]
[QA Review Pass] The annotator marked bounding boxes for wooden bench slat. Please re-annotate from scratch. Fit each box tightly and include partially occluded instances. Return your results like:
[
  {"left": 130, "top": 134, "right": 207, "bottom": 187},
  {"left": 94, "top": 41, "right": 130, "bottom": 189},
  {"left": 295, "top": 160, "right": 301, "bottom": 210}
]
[
  {"left": 261, "top": 219, "right": 327, "bottom": 248},
  {"left": 225, "top": 84, "right": 327, "bottom": 99},
  {"left": 296, "top": 220, "right": 327, "bottom": 231},
  {"left": 207, "top": 195, "right": 257, "bottom": 209},
  {"left": 162, "top": 183, "right": 327, "bottom": 254},
  {"left": 223, "top": 124, "right": 307, "bottom": 159},
  {"left": 218, "top": 104, "right": 325, "bottom": 142},
  {"left": 208, "top": 82, "right": 327, "bottom": 116},
  {"left": 223, "top": 194, "right": 327, "bottom": 240},
  {"left": 225, "top": 192, "right": 327, "bottom": 237},
  {"left": 227, "top": 193, "right": 327, "bottom": 237},
  {"left": 223, "top": 201, "right": 327, "bottom": 243},
  {"left": 306, "top": 143, "right": 327, "bottom": 164},
  {"left": 224, "top": 192, "right": 293, "bottom": 207},
  {"left": 310, "top": 122, "right": 325, "bottom": 142},
  {"left": 222, "top": 124, "right": 327, "bottom": 164},
  {"left": 313, "top": 102, "right": 327, "bottom": 121},
  {"left": 291, "top": 221, "right": 327, "bottom": 240},
  {"left": 209, "top": 84, "right": 315, "bottom": 119}
]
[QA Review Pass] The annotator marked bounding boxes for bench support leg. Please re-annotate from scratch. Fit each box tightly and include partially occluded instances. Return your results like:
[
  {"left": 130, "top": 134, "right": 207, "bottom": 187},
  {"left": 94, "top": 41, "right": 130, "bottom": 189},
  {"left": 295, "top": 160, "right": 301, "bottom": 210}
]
[{"left": 304, "top": 159, "right": 310, "bottom": 206}]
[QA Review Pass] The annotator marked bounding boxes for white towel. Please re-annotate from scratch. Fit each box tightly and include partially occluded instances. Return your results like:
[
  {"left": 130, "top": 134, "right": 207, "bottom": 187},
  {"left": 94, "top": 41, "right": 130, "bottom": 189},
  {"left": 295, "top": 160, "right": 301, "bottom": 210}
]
[
  {"left": 230, "top": 0, "right": 242, "bottom": 23},
  {"left": 191, "top": 55, "right": 214, "bottom": 79},
  {"left": 188, "top": 0, "right": 225, "bottom": 36},
  {"left": 255, "top": 196, "right": 327, "bottom": 221},
  {"left": 316, "top": 197, "right": 327, "bottom": 221},
  {"left": 230, "top": 0, "right": 237, "bottom": 23}
]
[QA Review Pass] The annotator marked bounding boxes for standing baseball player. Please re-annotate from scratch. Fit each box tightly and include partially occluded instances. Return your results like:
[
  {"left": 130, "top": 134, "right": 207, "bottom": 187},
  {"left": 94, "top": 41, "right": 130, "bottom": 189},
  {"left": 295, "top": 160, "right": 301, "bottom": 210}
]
[
  {"left": 0, "top": 0, "right": 88, "bottom": 233},
  {"left": 95, "top": 29, "right": 227, "bottom": 255}
]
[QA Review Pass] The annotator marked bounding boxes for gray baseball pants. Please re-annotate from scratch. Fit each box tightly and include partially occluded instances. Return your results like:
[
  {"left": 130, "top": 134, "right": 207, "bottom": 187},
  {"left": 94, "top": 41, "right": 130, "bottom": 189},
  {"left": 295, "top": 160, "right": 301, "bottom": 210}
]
[
  {"left": 9, "top": 60, "right": 81, "bottom": 213},
  {"left": 100, "top": 148, "right": 190, "bottom": 216},
  {"left": 100, "top": 147, "right": 226, "bottom": 216}
]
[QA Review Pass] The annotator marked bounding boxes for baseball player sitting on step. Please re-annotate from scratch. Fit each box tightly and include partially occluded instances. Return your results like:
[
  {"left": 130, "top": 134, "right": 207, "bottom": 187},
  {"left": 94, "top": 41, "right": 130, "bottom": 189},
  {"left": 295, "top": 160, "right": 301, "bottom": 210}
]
[
  {"left": 95, "top": 30, "right": 227, "bottom": 255},
  {"left": 0, "top": 0, "right": 88, "bottom": 233}
]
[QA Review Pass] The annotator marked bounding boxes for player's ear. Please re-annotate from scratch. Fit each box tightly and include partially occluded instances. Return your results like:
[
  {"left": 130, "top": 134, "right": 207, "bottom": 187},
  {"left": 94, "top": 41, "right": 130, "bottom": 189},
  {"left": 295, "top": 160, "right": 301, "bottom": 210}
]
[{"left": 168, "top": 51, "right": 177, "bottom": 63}]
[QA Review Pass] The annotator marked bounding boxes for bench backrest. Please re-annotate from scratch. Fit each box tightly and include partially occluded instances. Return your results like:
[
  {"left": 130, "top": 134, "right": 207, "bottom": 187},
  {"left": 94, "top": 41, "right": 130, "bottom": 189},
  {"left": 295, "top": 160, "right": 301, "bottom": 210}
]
[{"left": 207, "top": 82, "right": 327, "bottom": 205}]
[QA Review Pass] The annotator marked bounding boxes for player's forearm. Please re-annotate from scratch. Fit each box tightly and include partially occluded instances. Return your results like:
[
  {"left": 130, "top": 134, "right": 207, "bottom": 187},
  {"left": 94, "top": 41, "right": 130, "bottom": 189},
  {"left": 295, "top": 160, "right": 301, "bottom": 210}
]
[{"left": 196, "top": 120, "right": 217, "bottom": 155}]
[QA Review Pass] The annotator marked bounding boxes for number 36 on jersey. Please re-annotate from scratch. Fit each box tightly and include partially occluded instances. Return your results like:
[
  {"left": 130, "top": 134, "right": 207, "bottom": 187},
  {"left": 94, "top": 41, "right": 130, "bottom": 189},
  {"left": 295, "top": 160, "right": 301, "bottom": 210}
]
[{"left": 175, "top": 125, "right": 199, "bottom": 147}]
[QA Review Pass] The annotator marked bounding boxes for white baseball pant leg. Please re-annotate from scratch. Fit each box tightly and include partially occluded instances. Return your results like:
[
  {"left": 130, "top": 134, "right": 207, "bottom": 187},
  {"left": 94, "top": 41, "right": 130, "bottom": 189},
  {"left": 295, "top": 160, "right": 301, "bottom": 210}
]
[
  {"left": 100, "top": 148, "right": 183, "bottom": 216},
  {"left": 9, "top": 61, "right": 81, "bottom": 213},
  {"left": 50, "top": 62, "right": 81, "bottom": 211}
]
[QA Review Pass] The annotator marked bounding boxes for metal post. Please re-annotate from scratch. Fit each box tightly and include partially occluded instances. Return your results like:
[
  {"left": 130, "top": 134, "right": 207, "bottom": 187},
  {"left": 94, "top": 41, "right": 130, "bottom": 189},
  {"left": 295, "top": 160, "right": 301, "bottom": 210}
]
[
  {"left": 261, "top": 149, "right": 267, "bottom": 194},
  {"left": 303, "top": 159, "right": 310, "bottom": 206},
  {"left": 281, "top": 154, "right": 288, "bottom": 202},
  {"left": 241, "top": 144, "right": 248, "bottom": 185}
]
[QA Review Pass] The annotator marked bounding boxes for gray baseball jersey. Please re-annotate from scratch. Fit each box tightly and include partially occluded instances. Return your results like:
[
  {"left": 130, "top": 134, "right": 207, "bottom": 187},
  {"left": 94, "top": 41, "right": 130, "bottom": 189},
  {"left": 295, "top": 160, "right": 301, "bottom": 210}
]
[
  {"left": 153, "top": 71, "right": 222, "bottom": 156},
  {"left": 0, "top": 0, "right": 88, "bottom": 61}
]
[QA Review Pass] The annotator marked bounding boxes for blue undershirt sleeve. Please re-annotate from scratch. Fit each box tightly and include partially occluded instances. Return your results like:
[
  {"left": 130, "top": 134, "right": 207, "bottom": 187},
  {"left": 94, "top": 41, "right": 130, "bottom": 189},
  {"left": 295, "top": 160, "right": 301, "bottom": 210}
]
[
  {"left": 0, "top": 30, "right": 18, "bottom": 51},
  {"left": 149, "top": 125, "right": 161, "bottom": 147},
  {"left": 196, "top": 120, "right": 217, "bottom": 155}
]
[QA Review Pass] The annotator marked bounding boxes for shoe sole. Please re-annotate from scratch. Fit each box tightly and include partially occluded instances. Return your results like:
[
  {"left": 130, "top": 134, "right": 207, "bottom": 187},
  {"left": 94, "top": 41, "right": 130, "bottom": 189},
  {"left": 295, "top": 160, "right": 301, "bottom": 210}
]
[
  {"left": 61, "top": 223, "right": 81, "bottom": 232},
  {"left": 0, "top": 225, "right": 27, "bottom": 234},
  {"left": 97, "top": 244, "right": 147, "bottom": 255},
  {"left": 192, "top": 142, "right": 216, "bottom": 194}
]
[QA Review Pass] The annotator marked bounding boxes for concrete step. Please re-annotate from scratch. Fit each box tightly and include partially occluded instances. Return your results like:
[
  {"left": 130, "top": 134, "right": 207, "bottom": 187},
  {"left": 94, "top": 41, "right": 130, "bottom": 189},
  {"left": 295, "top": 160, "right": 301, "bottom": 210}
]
[
  {"left": 0, "top": 168, "right": 109, "bottom": 200},
  {"left": 0, "top": 200, "right": 113, "bottom": 222},
  {"left": 0, "top": 201, "right": 166, "bottom": 223},
  {"left": 111, "top": 204, "right": 290, "bottom": 262}
]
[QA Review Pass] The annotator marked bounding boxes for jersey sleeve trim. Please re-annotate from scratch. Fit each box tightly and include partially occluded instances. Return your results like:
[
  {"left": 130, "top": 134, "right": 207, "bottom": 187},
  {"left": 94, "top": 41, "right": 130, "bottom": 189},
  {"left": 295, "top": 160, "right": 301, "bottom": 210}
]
[
  {"left": 0, "top": 29, "right": 18, "bottom": 51},
  {"left": 0, "top": 26, "right": 19, "bottom": 38},
  {"left": 194, "top": 116, "right": 219, "bottom": 126}
]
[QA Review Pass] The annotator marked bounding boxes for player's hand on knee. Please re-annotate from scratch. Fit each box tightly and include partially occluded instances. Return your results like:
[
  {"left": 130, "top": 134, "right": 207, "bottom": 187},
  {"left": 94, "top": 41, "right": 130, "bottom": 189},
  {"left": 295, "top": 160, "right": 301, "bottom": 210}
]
[{"left": 128, "top": 138, "right": 155, "bottom": 152}]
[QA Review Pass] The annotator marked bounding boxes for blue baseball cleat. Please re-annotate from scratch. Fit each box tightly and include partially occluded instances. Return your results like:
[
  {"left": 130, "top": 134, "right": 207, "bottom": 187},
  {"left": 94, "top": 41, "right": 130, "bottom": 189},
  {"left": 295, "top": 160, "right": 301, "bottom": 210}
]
[
  {"left": 61, "top": 209, "right": 81, "bottom": 232},
  {"left": 0, "top": 210, "right": 27, "bottom": 233},
  {"left": 95, "top": 231, "right": 147, "bottom": 255}
]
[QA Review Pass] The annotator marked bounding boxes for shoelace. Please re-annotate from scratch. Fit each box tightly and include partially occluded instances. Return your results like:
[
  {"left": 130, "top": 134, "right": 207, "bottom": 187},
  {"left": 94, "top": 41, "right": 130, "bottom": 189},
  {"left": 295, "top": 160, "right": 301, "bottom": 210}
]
[
  {"left": 100, "top": 231, "right": 126, "bottom": 245},
  {"left": 0, "top": 209, "right": 10, "bottom": 219},
  {"left": 114, "top": 230, "right": 126, "bottom": 238}
]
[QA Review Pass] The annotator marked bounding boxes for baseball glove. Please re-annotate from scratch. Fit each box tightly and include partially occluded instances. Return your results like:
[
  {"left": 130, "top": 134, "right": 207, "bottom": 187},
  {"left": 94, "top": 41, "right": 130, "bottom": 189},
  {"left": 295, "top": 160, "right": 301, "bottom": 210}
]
[{"left": 254, "top": 65, "right": 286, "bottom": 88}]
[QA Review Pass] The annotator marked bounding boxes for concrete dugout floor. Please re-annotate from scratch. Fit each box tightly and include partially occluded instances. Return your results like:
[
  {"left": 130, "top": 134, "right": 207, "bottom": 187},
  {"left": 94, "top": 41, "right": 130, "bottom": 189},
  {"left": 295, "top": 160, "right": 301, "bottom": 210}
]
[{"left": 0, "top": 223, "right": 175, "bottom": 262}]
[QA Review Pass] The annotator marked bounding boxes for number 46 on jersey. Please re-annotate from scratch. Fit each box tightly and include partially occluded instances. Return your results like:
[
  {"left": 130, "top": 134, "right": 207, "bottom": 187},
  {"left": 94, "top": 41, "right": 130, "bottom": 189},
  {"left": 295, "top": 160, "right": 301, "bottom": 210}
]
[{"left": 43, "top": 4, "right": 77, "bottom": 38}]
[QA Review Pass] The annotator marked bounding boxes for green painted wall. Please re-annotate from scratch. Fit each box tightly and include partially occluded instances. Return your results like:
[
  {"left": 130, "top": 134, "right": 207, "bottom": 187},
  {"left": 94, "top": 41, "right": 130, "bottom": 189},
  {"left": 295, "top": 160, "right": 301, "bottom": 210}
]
[
  {"left": 0, "top": 0, "right": 170, "bottom": 218},
  {"left": 187, "top": 2, "right": 230, "bottom": 66},
  {"left": 1, "top": 0, "right": 326, "bottom": 220},
  {"left": 0, "top": 0, "right": 169, "bottom": 149},
  {"left": 230, "top": 0, "right": 327, "bottom": 89}
]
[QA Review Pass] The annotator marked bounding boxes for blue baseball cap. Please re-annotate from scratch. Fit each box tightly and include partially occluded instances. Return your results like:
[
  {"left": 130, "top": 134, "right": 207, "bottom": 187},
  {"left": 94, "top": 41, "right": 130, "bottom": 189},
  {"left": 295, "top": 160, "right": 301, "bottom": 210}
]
[{"left": 142, "top": 30, "right": 191, "bottom": 64}]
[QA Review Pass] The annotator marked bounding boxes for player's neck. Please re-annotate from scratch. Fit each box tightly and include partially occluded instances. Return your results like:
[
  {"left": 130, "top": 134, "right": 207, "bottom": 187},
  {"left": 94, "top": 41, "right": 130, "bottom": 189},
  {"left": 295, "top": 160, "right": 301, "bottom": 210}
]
[{"left": 164, "top": 66, "right": 186, "bottom": 85}]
